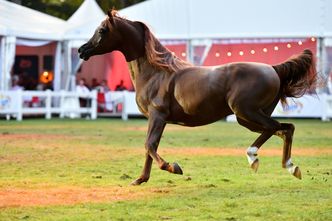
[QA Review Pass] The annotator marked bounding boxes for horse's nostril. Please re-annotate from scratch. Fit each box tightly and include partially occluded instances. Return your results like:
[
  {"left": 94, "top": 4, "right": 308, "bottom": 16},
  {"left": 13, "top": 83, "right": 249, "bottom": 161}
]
[
  {"left": 78, "top": 46, "right": 84, "bottom": 53},
  {"left": 78, "top": 43, "right": 88, "bottom": 53}
]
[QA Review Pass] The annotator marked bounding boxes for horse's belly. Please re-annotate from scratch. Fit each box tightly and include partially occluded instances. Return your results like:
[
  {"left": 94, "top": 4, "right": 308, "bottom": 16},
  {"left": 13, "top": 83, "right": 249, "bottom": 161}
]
[
  {"left": 168, "top": 97, "right": 232, "bottom": 126},
  {"left": 169, "top": 67, "right": 231, "bottom": 126}
]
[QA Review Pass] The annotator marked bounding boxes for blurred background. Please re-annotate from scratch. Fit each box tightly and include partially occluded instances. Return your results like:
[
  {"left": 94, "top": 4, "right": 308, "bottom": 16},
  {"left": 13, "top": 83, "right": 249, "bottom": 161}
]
[{"left": 7, "top": 0, "right": 145, "bottom": 19}]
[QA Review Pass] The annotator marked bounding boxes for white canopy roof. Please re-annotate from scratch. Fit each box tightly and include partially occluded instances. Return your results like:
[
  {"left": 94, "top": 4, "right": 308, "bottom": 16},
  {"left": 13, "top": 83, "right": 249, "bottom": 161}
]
[
  {"left": 119, "top": 0, "right": 332, "bottom": 39},
  {"left": 0, "top": 0, "right": 66, "bottom": 40},
  {"left": 64, "top": 0, "right": 106, "bottom": 41}
]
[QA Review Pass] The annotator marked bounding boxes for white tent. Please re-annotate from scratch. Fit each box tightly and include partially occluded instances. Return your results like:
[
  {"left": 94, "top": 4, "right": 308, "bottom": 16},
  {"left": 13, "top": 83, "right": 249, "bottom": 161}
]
[
  {"left": 65, "top": 0, "right": 105, "bottom": 41},
  {"left": 119, "top": 0, "right": 331, "bottom": 39},
  {"left": 119, "top": 0, "right": 332, "bottom": 81},
  {"left": 0, "top": 0, "right": 66, "bottom": 40},
  {"left": 62, "top": 0, "right": 106, "bottom": 91},
  {"left": 0, "top": 0, "right": 66, "bottom": 91}
]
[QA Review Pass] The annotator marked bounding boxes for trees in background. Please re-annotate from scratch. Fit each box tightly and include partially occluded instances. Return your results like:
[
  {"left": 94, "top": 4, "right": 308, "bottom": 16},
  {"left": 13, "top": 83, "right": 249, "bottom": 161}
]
[{"left": 8, "top": 0, "right": 145, "bottom": 20}]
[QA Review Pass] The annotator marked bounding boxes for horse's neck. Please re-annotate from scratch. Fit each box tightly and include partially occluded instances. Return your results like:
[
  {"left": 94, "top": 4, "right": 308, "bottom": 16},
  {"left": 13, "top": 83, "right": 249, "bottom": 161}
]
[{"left": 127, "top": 56, "right": 167, "bottom": 91}]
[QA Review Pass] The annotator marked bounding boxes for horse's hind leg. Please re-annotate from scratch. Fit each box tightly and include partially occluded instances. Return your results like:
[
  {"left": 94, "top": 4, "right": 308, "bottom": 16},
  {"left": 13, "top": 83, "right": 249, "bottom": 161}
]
[
  {"left": 237, "top": 118, "right": 274, "bottom": 172},
  {"left": 235, "top": 107, "right": 282, "bottom": 170},
  {"left": 275, "top": 123, "right": 302, "bottom": 179},
  {"left": 247, "top": 131, "right": 274, "bottom": 172}
]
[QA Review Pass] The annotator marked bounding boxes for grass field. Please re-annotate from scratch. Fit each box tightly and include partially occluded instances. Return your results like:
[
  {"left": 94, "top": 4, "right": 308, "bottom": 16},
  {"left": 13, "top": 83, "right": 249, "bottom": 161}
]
[{"left": 0, "top": 118, "right": 331, "bottom": 220}]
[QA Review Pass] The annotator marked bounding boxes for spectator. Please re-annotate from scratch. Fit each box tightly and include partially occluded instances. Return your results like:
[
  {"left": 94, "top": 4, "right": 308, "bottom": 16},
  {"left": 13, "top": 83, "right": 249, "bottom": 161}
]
[
  {"left": 115, "top": 80, "right": 127, "bottom": 91},
  {"left": 96, "top": 79, "right": 110, "bottom": 93},
  {"left": 76, "top": 78, "right": 89, "bottom": 93},
  {"left": 10, "top": 75, "right": 24, "bottom": 91},
  {"left": 91, "top": 78, "right": 100, "bottom": 90},
  {"left": 76, "top": 78, "right": 90, "bottom": 107}
]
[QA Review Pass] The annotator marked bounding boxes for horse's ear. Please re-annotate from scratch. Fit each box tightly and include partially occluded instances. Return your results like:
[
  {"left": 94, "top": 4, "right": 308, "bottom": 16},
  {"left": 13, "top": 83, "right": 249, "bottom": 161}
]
[{"left": 108, "top": 10, "right": 115, "bottom": 25}]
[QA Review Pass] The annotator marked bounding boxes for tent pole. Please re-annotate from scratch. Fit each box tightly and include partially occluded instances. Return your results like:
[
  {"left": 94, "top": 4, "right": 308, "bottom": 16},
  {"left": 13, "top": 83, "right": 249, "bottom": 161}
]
[
  {"left": 317, "top": 37, "right": 327, "bottom": 93},
  {"left": 186, "top": 39, "right": 193, "bottom": 63}
]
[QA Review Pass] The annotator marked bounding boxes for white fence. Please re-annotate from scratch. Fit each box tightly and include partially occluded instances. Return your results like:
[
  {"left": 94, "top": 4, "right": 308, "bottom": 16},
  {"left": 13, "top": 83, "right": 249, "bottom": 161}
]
[
  {"left": 225, "top": 94, "right": 332, "bottom": 122},
  {"left": 0, "top": 90, "right": 142, "bottom": 121},
  {"left": 98, "top": 91, "right": 141, "bottom": 120},
  {"left": 321, "top": 94, "right": 332, "bottom": 121},
  {"left": 1, "top": 90, "right": 332, "bottom": 121},
  {"left": 0, "top": 90, "right": 97, "bottom": 121},
  {"left": 272, "top": 94, "right": 332, "bottom": 121}
]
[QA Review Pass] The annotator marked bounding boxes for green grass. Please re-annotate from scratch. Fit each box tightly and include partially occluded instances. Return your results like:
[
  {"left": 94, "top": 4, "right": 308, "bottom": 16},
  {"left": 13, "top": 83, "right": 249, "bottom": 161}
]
[{"left": 0, "top": 118, "right": 331, "bottom": 220}]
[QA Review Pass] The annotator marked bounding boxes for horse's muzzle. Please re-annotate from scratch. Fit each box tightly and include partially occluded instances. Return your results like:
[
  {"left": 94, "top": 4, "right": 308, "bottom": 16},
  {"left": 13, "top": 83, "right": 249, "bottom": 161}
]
[{"left": 78, "top": 43, "right": 91, "bottom": 61}]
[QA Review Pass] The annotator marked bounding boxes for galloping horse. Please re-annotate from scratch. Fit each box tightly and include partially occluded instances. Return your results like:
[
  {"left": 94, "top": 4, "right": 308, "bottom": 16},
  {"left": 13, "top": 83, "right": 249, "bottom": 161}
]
[{"left": 79, "top": 10, "right": 317, "bottom": 185}]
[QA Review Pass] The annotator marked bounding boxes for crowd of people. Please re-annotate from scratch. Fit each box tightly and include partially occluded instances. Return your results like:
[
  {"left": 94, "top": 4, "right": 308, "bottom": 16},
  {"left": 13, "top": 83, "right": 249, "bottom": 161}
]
[
  {"left": 10, "top": 74, "right": 53, "bottom": 91},
  {"left": 75, "top": 78, "right": 128, "bottom": 93},
  {"left": 10, "top": 74, "right": 128, "bottom": 93},
  {"left": 76, "top": 78, "right": 128, "bottom": 109}
]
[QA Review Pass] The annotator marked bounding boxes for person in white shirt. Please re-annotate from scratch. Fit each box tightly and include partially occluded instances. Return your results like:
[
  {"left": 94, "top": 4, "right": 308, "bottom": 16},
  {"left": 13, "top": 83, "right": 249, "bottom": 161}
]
[
  {"left": 76, "top": 79, "right": 90, "bottom": 93},
  {"left": 76, "top": 78, "right": 90, "bottom": 107},
  {"left": 10, "top": 76, "right": 24, "bottom": 91}
]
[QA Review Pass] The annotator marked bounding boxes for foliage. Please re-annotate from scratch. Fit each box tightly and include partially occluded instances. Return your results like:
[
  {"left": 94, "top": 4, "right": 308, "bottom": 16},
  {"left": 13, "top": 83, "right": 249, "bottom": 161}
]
[{"left": 9, "top": 0, "right": 146, "bottom": 20}]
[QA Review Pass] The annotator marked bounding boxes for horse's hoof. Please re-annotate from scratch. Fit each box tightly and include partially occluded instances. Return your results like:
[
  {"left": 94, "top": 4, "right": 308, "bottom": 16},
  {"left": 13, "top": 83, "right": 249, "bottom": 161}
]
[
  {"left": 293, "top": 166, "right": 302, "bottom": 180},
  {"left": 246, "top": 146, "right": 259, "bottom": 172},
  {"left": 172, "top": 162, "right": 183, "bottom": 175},
  {"left": 250, "top": 159, "right": 259, "bottom": 172},
  {"left": 285, "top": 159, "right": 302, "bottom": 180},
  {"left": 130, "top": 177, "right": 148, "bottom": 186},
  {"left": 130, "top": 179, "right": 142, "bottom": 186}
]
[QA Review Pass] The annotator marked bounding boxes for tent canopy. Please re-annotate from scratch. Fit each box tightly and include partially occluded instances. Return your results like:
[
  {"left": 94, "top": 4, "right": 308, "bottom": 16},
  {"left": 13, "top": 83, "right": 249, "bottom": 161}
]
[
  {"left": 119, "top": 0, "right": 332, "bottom": 39},
  {"left": 0, "top": 0, "right": 66, "bottom": 40},
  {"left": 64, "top": 0, "right": 106, "bottom": 41}
]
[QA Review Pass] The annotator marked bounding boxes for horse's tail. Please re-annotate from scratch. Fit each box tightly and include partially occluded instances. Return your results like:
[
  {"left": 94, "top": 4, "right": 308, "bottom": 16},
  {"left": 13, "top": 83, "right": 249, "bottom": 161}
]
[{"left": 272, "top": 49, "right": 317, "bottom": 107}]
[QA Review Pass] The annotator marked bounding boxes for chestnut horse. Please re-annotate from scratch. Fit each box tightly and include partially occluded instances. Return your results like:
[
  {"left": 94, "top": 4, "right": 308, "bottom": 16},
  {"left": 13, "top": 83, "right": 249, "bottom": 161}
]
[{"left": 78, "top": 10, "right": 317, "bottom": 185}]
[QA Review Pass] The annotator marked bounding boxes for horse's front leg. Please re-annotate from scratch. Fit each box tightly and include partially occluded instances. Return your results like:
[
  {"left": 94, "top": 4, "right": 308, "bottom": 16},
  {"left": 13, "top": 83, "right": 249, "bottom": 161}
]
[
  {"left": 131, "top": 109, "right": 183, "bottom": 185},
  {"left": 131, "top": 153, "right": 153, "bottom": 185}
]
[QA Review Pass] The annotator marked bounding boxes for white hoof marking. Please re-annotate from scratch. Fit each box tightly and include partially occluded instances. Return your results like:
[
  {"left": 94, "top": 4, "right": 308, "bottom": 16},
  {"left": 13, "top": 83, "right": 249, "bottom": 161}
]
[
  {"left": 285, "top": 158, "right": 302, "bottom": 179},
  {"left": 246, "top": 146, "right": 258, "bottom": 168},
  {"left": 285, "top": 158, "right": 294, "bottom": 172},
  {"left": 286, "top": 158, "right": 296, "bottom": 174}
]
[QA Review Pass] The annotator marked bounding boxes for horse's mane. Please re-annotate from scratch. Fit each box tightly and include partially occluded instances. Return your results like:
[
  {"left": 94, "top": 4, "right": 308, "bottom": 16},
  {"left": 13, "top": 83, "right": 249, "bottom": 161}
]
[
  {"left": 141, "top": 24, "right": 192, "bottom": 73},
  {"left": 112, "top": 10, "right": 192, "bottom": 73}
]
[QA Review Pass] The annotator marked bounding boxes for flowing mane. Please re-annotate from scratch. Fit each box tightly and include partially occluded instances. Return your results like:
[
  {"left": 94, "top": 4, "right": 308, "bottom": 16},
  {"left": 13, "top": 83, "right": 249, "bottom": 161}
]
[
  {"left": 112, "top": 10, "right": 192, "bottom": 73},
  {"left": 141, "top": 23, "right": 192, "bottom": 73}
]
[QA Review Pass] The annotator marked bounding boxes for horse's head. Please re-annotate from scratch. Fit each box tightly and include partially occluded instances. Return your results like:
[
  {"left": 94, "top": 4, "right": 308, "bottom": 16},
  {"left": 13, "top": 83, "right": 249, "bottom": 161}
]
[{"left": 78, "top": 10, "right": 145, "bottom": 61}]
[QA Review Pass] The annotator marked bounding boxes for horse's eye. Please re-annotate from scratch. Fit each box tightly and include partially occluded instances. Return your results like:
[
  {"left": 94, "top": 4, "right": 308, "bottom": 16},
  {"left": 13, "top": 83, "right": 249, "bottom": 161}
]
[{"left": 98, "top": 28, "right": 107, "bottom": 34}]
